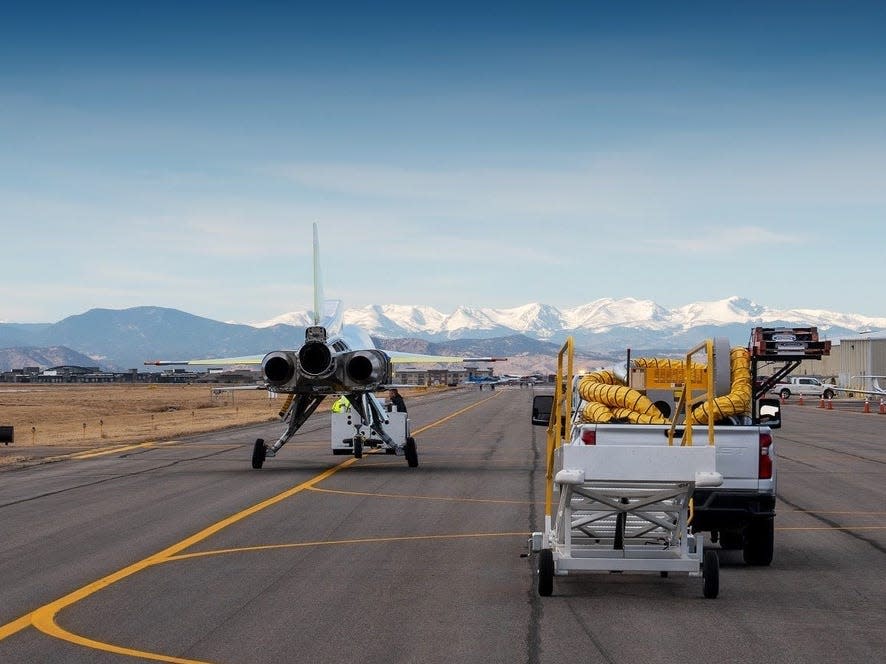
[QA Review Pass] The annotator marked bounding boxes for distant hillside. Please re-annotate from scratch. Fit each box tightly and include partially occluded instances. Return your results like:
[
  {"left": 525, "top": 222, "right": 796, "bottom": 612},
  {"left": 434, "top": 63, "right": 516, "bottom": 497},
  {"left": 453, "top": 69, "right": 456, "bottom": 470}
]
[{"left": 0, "top": 346, "right": 99, "bottom": 372}]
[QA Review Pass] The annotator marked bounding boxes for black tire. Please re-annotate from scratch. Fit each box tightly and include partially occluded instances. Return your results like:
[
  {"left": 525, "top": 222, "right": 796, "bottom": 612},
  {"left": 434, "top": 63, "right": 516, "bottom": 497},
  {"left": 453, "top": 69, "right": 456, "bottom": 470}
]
[
  {"left": 779, "top": 389, "right": 791, "bottom": 400},
  {"left": 405, "top": 437, "right": 418, "bottom": 468},
  {"left": 719, "top": 530, "right": 744, "bottom": 550},
  {"left": 538, "top": 549, "right": 554, "bottom": 597},
  {"left": 823, "top": 389, "right": 835, "bottom": 400},
  {"left": 743, "top": 517, "right": 774, "bottom": 566},
  {"left": 251, "top": 438, "right": 266, "bottom": 469},
  {"left": 614, "top": 512, "right": 626, "bottom": 550},
  {"left": 353, "top": 437, "right": 363, "bottom": 459},
  {"left": 703, "top": 549, "right": 720, "bottom": 599}
]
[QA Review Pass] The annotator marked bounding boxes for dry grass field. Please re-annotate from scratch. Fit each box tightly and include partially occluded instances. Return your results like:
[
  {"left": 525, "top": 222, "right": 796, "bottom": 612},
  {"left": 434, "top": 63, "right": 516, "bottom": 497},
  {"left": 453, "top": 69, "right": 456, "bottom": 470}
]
[
  {"left": 0, "top": 384, "right": 286, "bottom": 453},
  {"left": 0, "top": 384, "right": 432, "bottom": 465}
]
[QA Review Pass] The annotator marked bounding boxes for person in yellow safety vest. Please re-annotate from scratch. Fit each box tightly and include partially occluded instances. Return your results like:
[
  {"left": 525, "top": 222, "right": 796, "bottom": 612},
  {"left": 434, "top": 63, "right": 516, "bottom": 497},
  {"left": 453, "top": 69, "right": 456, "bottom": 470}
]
[{"left": 331, "top": 395, "right": 351, "bottom": 413}]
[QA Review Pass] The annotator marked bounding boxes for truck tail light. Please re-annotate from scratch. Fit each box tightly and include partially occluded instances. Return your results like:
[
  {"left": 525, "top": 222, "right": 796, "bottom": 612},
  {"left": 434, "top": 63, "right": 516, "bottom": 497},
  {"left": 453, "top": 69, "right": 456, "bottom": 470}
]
[
  {"left": 580, "top": 429, "right": 596, "bottom": 445},
  {"left": 759, "top": 432, "right": 773, "bottom": 479}
]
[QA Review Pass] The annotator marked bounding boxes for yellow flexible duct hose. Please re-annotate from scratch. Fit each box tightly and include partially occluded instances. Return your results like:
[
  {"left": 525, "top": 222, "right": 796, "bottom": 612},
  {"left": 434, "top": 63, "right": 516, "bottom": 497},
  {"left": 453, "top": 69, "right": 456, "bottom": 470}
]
[
  {"left": 580, "top": 401, "right": 615, "bottom": 423},
  {"left": 578, "top": 373, "right": 668, "bottom": 424},
  {"left": 689, "top": 347, "right": 751, "bottom": 425}
]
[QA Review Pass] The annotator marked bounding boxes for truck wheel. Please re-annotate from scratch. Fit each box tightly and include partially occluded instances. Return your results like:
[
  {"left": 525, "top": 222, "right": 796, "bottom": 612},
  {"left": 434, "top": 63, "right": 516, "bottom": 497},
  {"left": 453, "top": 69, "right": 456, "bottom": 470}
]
[
  {"left": 743, "top": 517, "right": 774, "bottom": 566},
  {"left": 719, "top": 530, "right": 743, "bottom": 550},
  {"left": 703, "top": 549, "right": 720, "bottom": 599},
  {"left": 538, "top": 549, "right": 554, "bottom": 597},
  {"left": 823, "top": 389, "right": 835, "bottom": 400},
  {"left": 779, "top": 389, "right": 791, "bottom": 400}
]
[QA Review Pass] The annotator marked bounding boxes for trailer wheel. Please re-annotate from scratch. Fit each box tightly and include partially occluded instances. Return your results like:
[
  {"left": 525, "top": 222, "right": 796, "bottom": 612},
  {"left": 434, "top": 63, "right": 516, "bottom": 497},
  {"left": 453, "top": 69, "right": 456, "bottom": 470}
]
[
  {"left": 538, "top": 549, "right": 554, "bottom": 597},
  {"left": 405, "top": 437, "right": 418, "bottom": 468},
  {"left": 353, "top": 437, "right": 363, "bottom": 459},
  {"left": 251, "top": 439, "right": 266, "bottom": 469},
  {"left": 743, "top": 517, "right": 774, "bottom": 566},
  {"left": 703, "top": 549, "right": 720, "bottom": 599}
]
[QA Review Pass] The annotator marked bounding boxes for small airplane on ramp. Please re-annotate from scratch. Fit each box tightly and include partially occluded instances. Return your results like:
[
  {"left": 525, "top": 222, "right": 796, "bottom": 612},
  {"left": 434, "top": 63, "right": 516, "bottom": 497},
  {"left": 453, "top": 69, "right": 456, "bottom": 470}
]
[{"left": 146, "top": 223, "right": 504, "bottom": 469}]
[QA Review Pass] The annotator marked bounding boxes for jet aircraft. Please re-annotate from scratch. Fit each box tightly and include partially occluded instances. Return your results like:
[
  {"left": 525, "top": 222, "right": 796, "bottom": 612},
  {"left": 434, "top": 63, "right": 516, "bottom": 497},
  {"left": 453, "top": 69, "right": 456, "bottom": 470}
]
[{"left": 146, "top": 223, "right": 504, "bottom": 469}]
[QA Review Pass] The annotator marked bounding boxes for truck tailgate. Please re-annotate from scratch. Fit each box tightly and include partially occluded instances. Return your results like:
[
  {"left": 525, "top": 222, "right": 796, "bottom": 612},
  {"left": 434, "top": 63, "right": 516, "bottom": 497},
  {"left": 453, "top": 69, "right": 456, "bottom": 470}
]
[{"left": 590, "top": 424, "right": 761, "bottom": 486}]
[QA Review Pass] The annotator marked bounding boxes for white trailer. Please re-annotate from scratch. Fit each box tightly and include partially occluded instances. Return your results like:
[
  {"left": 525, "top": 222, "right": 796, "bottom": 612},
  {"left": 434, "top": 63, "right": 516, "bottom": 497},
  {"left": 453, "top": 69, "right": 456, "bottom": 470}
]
[{"left": 529, "top": 338, "right": 725, "bottom": 598}]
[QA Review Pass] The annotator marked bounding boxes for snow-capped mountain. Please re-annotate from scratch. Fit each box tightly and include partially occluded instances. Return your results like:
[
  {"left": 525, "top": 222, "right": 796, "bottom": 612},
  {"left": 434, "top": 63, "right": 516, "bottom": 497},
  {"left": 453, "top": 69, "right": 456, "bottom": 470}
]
[{"left": 252, "top": 295, "right": 886, "bottom": 345}]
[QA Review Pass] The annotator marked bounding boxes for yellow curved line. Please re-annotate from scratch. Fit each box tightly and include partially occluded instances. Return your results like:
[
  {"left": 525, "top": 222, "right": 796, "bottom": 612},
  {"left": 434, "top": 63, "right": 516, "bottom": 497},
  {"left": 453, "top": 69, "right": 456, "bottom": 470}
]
[
  {"left": 0, "top": 392, "right": 499, "bottom": 656},
  {"left": 165, "top": 532, "right": 530, "bottom": 563},
  {"left": 2, "top": 457, "right": 357, "bottom": 654}
]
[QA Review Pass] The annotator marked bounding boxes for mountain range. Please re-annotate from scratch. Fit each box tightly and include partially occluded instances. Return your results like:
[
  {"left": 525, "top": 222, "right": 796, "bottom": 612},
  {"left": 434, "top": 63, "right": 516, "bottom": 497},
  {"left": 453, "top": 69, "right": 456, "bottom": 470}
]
[{"left": 1, "top": 296, "right": 883, "bottom": 372}]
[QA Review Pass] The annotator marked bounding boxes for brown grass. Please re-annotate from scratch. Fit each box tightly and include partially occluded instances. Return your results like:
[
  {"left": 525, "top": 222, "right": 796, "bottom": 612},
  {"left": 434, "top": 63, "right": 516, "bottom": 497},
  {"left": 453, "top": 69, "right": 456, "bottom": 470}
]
[
  {"left": 0, "top": 384, "right": 431, "bottom": 461},
  {"left": 0, "top": 384, "right": 284, "bottom": 451}
]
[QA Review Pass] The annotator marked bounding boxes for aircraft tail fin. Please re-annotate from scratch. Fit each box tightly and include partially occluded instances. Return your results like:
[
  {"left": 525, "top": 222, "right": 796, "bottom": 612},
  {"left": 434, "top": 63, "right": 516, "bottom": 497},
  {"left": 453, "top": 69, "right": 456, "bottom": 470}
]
[{"left": 312, "top": 222, "right": 323, "bottom": 326}]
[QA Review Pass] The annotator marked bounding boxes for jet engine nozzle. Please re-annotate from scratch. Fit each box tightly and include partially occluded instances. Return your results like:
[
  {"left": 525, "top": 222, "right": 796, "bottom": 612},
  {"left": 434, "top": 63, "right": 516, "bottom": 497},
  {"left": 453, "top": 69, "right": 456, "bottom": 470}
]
[
  {"left": 298, "top": 340, "right": 334, "bottom": 377},
  {"left": 337, "top": 350, "right": 392, "bottom": 390},
  {"left": 262, "top": 351, "right": 298, "bottom": 388}
]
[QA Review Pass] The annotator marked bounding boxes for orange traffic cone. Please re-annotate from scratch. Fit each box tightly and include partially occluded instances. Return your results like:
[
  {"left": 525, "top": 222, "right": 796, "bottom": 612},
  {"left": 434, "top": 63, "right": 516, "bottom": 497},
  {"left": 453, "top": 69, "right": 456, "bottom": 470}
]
[
  {"left": 879, "top": 399, "right": 886, "bottom": 415},
  {"left": 864, "top": 399, "right": 871, "bottom": 414},
  {"left": 826, "top": 398, "right": 833, "bottom": 410},
  {"left": 798, "top": 395, "right": 804, "bottom": 406},
  {"left": 818, "top": 396, "right": 825, "bottom": 409}
]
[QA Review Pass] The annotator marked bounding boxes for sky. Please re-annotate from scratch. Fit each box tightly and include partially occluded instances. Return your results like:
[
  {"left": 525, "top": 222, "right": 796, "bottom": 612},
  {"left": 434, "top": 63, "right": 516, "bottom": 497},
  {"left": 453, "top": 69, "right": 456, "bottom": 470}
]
[{"left": 1, "top": 1, "right": 885, "bottom": 324}]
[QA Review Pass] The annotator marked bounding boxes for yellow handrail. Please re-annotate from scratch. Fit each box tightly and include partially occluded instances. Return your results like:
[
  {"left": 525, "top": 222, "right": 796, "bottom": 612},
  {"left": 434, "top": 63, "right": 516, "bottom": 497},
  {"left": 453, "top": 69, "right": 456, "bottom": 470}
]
[{"left": 545, "top": 336, "right": 574, "bottom": 521}]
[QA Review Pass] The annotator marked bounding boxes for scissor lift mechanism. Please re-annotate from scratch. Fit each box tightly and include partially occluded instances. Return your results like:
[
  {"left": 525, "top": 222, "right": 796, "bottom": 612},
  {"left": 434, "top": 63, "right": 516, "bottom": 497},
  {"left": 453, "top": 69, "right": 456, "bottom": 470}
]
[{"left": 530, "top": 338, "right": 723, "bottom": 598}]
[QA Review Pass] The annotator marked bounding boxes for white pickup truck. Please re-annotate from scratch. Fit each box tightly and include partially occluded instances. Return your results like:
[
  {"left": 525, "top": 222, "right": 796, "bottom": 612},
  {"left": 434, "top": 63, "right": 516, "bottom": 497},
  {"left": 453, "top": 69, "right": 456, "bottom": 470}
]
[
  {"left": 531, "top": 341, "right": 783, "bottom": 566},
  {"left": 770, "top": 376, "right": 836, "bottom": 400}
]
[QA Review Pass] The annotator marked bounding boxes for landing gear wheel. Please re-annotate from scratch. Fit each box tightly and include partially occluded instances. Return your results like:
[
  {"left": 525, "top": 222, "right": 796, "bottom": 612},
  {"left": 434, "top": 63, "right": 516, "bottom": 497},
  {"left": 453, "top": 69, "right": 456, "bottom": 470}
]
[
  {"left": 743, "top": 517, "right": 774, "bottom": 566},
  {"left": 353, "top": 437, "right": 363, "bottom": 459},
  {"left": 252, "top": 438, "right": 266, "bottom": 469},
  {"left": 538, "top": 549, "right": 554, "bottom": 597},
  {"left": 405, "top": 437, "right": 418, "bottom": 468},
  {"left": 703, "top": 549, "right": 720, "bottom": 599}
]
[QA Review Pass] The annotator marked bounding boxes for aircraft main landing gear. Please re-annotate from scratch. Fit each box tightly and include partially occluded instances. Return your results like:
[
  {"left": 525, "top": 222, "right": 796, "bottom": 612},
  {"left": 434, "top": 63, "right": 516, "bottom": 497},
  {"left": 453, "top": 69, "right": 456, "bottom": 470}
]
[{"left": 252, "top": 438, "right": 267, "bottom": 469}]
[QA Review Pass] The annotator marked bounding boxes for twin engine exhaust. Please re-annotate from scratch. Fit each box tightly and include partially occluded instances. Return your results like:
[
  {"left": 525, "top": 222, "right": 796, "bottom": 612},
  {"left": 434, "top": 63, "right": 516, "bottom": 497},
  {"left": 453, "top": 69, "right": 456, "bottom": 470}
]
[{"left": 262, "top": 342, "right": 391, "bottom": 393}]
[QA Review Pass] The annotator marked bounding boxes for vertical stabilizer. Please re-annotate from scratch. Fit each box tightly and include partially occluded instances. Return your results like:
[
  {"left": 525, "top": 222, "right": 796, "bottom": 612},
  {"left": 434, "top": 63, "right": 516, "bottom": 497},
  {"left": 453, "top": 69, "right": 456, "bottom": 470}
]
[{"left": 312, "top": 222, "right": 323, "bottom": 326}]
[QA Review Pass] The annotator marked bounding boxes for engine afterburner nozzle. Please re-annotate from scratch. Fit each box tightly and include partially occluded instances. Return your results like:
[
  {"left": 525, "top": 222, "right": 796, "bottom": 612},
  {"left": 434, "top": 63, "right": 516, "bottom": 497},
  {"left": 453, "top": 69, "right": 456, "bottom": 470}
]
[
  {"left": 298, "top": 340, "right": 334, "bottom": 377},
  {"left": 262, "top": 351, "right": 298, "bottom": 387}
]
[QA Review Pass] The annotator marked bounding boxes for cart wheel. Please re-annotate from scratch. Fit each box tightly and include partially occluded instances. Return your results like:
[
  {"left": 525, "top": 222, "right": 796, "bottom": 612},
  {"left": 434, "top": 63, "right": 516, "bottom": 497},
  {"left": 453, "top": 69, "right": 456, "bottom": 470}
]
[
  {"left": 743, "top": 517, "right": 774, "bottom": 566},
  {"left": 703, "top": 549, "right": 720, "bottom": 599},
  {"left": 538, "top": 549, "right": 554, "bottom": 597},
  {"left": 251, "top": 439, "right": 266, "bottom": 469},
  {"left": 405, "top": 437, "right": 419, "bottom": 468}
]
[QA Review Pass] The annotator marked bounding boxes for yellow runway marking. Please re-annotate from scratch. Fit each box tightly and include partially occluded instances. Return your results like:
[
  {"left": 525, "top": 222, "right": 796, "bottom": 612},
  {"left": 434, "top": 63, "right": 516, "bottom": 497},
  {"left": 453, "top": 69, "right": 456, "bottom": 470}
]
[
  {"left": 410, "top": 391, "right": 503, "bottom": 435},
  {"left": 0, "top": 392, "right": 501, "bottom": 660},
  {"left": 165, "top": 532, "right": 529, "bottom": 562},
  {"left": 309, "top": 485, "right": 533, "bottom": 505},
  {"left": 777, "top": 526, "right": 886, "bottom": 531},
  {"left": 1, "top": 457, "right": 358, "bottom": 661}
]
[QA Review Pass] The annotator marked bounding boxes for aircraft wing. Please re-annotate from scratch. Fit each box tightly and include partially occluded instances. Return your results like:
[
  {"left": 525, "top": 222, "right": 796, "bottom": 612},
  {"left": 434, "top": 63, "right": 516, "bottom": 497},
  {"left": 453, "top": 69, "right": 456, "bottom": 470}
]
[
  {"left": 386, "top": 351, "right": 506, "bottom": 365},
  {"left": 145, "top": 355, "right": 264, "bottom": 366}
]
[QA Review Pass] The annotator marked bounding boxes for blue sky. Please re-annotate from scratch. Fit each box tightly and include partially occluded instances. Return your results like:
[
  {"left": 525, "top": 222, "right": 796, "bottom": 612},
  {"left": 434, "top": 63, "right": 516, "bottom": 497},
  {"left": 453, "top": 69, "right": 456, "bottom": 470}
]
[{"left": 2, "top": 1, "right": 884, "bottom": 323}]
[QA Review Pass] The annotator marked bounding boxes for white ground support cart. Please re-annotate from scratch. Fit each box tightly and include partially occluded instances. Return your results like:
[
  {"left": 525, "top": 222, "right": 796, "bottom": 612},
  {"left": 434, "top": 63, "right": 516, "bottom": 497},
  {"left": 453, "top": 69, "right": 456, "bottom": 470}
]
[
  {"left": 330, "top": 393, "right": 416, "bottom": 465},
  {"left": 529, "top": 338, "right": 723, "bottom": 599}
]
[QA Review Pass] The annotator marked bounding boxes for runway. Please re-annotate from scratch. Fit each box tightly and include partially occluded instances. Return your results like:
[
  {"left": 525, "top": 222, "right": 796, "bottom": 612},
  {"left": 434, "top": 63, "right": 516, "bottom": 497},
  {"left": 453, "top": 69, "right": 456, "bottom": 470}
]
[{"left": 0, "top": 388, "right": 883, "bottom": 663}]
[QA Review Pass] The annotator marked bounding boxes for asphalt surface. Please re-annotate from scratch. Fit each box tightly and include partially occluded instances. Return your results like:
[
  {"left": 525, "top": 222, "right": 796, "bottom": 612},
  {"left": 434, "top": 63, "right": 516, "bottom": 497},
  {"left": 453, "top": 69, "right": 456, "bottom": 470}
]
[{"left": 0, "top": 388, "right": 883, "bottom": 663}]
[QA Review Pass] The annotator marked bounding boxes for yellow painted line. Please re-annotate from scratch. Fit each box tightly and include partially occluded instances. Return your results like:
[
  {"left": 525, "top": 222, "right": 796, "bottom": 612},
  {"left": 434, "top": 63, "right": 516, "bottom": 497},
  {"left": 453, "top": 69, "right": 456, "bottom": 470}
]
[
  {"left": 780, "top": 510, "right": 886, "bottom": 515},
  {"left": 0, "top": 394, "right": 496, "bottom": 657},
  {"left": 777, "top": 526, "right": 886, "bottom": 531},
  {"left": 1, "top": 457, "right": 358, "bottom": 659},
  {"left": 71, "top": 443, "right": 159, "bottom": 459},
  {"left": 309, "top": 486, "right": 533, "bottom": 505},
  {"left": 164, "top": 532, "right": 530, "bottom": 562},
  {"left": 410, "top": 391, "right": 503, "bottom": 435}
]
